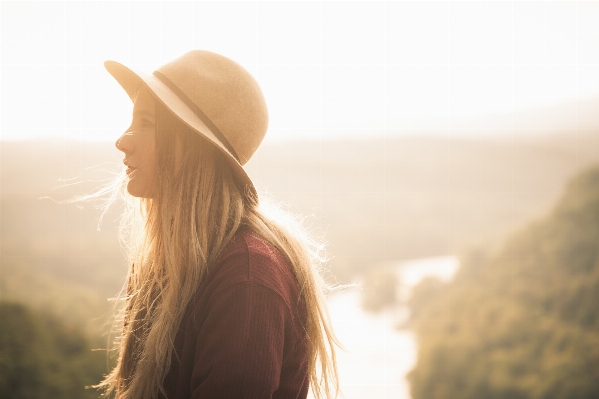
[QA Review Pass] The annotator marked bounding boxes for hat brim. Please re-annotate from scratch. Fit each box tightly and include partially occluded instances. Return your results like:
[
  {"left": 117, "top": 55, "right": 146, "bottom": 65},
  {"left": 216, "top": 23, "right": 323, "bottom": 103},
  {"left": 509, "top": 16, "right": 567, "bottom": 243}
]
[{"left": 104, "top": 60, "right": 256, "bottom": 197}]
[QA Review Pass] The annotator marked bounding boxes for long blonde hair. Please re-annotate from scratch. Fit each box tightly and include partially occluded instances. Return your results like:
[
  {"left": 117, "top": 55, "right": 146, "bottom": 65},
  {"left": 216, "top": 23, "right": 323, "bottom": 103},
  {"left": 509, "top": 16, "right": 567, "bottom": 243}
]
[{"left": 96, "top": 101, "right": 340, "bottom": 399}]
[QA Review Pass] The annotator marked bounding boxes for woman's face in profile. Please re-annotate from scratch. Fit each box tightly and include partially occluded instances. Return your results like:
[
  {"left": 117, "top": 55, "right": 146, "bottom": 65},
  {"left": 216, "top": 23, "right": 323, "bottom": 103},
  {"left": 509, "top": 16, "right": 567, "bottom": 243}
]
[{"left": 115, "top": 86, "right": 157, "bottom": 198}]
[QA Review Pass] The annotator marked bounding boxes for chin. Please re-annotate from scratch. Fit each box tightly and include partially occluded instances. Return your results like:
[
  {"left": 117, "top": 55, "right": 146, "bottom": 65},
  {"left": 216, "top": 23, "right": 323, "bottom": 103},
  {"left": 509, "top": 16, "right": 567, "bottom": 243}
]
[{"left": 127, "top": 181, "right": 151, "bottom": 198}]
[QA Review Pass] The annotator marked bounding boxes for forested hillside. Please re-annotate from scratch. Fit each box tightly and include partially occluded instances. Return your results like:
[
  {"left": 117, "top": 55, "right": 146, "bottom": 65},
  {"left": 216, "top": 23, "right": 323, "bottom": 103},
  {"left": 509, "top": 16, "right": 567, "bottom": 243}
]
[
  {"left": 408, "top": 166, "right": 599, "bottom": 399},
  {"left": 0, "top": 302, "right": 106, "bottom": 399},
  {"left": 1, "top": 135, "right": 598, "bottom": 396}
]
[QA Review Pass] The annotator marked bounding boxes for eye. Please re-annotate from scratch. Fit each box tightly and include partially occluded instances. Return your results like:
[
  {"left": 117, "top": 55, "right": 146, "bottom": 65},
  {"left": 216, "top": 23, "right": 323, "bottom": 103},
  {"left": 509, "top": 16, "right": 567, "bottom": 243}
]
[{"left": 141, "top": 118, "right": 154, "bottom": 128}]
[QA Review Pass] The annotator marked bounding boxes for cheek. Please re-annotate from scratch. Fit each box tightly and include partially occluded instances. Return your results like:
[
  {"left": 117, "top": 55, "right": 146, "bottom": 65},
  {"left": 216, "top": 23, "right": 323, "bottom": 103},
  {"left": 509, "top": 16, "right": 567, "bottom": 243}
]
[
  {"left": 141, "top": 135, "right": 157, "bottom": 166},
  {"left": 174, "top": 137, "right": 184, "bottom": 173},
  {"left": 136, "top": 136, "right": 157, "bottom": 193},
  {"left": 129, "top": 146, "right": 156, "bottom": 198},
  {"left": 144, "top": 146, "right": 157, "bottom": 180}
]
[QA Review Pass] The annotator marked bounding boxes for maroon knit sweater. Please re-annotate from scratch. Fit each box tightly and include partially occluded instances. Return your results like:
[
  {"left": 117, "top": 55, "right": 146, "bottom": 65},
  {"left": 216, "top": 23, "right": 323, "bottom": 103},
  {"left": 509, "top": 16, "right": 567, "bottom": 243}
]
[{"left": 161, "top": 231, "right": 309, "bottom": 399}]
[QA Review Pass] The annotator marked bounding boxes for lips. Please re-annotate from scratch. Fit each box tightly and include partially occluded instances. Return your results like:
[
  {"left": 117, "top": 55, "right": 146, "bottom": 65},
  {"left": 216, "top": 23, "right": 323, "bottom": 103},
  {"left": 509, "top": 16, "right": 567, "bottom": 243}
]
[{"left": 124, "top": 161, "right": 136, "bottom": 175}]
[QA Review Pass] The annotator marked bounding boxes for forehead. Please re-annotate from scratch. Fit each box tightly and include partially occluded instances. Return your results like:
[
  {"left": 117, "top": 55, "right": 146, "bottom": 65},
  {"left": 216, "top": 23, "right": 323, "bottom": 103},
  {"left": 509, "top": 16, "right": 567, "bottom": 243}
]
[{"left": 133, "top": 86, "right": 155, "bottom": 115}]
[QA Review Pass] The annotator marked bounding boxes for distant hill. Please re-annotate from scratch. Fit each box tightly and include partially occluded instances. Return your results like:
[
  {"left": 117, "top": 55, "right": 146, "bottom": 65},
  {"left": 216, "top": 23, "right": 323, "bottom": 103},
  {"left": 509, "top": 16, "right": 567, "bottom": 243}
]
[
  {"left": 407, "top": 166, "right": 599, "bottom": 399},
  {"left": 2, "top": 133, "right": 599, "bottom": 299},
  {"left": 0, "top": 301, "right": 106, "bottom": 399},
  {"left": 450, "top": 97, "right": 599, "bottom": 134},
  {"left": 321, "top": 97, "right": 599, "bottom": 139},
  {"left": 1, "top": 132, "right": 598, "bottom": 398},
  {"left": 1, "top": 141, "right": 124, "bottom": 331},
  {"left": 246, "top": 133, "right": 599, "bottom": 278}
]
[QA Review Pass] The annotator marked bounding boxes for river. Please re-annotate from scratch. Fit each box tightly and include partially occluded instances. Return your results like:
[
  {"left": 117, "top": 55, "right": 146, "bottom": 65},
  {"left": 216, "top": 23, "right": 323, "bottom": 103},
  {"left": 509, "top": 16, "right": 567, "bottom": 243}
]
[{"left": 316, "top": 256, "right": 459, "bottom": 399}]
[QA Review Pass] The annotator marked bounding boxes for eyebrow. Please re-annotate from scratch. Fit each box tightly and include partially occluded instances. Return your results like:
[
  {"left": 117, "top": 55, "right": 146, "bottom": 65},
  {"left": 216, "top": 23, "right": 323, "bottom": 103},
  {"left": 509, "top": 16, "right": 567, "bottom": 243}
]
[{"left": 133, "top": 110, "right": 155, "bottom": 119}]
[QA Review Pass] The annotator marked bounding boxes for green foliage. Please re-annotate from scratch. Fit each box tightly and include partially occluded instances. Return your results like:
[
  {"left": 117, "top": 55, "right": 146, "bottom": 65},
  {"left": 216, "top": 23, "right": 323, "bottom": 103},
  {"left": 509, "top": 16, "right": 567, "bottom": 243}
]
[
  {"left": 0, "top": 302, "right": 106, "bottom": 399},
  {"left": 0, "top": 255, "right": 118, "bottom": 335},
  {"left": 3, "top": 137, "right": 599, "bottom": 397},
  {"left": 408, "top": 166, "right": 599, "bottom": 399},
  {"left": 360, "top": 267, "right": 398, "bottom": 312}
]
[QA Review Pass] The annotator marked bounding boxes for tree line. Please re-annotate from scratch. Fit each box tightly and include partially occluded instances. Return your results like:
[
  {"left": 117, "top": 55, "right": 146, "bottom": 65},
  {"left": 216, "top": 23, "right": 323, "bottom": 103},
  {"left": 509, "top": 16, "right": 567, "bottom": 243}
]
[
  {"left": 407, "top": 166, "right": 599, "bottom": 399},
  {"left": 0, "top": 302, "right": 107, "bottom": 399}
]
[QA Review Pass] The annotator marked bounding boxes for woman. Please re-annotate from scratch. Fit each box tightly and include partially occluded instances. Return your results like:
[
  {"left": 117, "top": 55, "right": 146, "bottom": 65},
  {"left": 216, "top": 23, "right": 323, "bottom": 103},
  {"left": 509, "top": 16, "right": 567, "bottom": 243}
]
[{"left": 95, "top": 50, "right": 339, "bottom": 399}]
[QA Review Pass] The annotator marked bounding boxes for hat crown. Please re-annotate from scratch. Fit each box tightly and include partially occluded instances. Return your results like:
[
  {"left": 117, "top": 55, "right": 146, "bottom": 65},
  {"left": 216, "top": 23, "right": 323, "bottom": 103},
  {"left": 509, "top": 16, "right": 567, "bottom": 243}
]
[{"left": 156, "top": 50, "right": 268, "bottom": 165}]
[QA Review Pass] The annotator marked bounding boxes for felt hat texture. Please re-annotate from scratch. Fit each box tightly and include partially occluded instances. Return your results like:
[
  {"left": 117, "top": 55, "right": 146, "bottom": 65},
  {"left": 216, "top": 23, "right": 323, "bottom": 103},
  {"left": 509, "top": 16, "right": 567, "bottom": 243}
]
[{"left": 105, "top": 50, "right": 269, "bottom": 195}]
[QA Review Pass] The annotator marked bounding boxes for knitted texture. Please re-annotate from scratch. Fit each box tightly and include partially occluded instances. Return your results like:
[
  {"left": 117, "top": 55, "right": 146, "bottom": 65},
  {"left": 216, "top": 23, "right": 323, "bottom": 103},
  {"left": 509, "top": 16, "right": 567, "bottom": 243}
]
[{"left": 161, "top": 231, "right": 309, "bottom": 399}]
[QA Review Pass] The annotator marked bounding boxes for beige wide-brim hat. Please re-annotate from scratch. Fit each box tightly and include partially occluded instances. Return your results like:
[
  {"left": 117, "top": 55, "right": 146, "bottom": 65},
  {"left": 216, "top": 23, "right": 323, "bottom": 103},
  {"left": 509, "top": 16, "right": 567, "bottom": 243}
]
[{"left": 105, "top": 50, "right": 269, "bottom": 196}]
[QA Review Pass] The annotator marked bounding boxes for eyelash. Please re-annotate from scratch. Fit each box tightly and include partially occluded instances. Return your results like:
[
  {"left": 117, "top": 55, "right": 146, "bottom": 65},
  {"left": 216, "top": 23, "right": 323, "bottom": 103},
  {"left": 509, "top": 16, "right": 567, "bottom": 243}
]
[{"left": 127, "top": 119, "right": 153, "bottom": 133}]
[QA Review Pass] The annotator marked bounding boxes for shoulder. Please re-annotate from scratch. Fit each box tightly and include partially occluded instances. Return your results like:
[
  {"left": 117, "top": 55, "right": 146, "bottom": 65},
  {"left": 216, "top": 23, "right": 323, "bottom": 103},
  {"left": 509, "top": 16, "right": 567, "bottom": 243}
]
[
  {"left": 206, "top": 230, "right": 299, "bottom": 309},
  {"left": 168, "top": 231, "right": 309, "bottom": 398}
]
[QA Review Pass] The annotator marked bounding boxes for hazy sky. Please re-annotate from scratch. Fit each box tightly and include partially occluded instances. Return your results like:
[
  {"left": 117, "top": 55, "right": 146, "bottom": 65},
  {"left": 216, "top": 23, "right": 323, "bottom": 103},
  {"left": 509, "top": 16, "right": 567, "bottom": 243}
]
[{"left": 2, "top": 1, "right": 599, "bottom": 142}]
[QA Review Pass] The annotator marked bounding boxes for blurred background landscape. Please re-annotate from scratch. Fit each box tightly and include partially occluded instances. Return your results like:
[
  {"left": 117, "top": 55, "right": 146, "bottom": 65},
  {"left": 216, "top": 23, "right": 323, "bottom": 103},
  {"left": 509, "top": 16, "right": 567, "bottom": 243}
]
[
  {"left": 3, "top": 121, "right": 599, "bottom": 398},
  {"left": 3, "top": 2, "right": 599, "bottom": 399}
]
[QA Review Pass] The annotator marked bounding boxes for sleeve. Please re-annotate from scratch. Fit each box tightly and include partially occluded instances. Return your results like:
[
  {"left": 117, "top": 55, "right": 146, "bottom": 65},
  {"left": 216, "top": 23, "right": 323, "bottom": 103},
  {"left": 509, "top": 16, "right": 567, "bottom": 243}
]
[{"left": 190, "top": 281, "right": 291, "bottom": 399}]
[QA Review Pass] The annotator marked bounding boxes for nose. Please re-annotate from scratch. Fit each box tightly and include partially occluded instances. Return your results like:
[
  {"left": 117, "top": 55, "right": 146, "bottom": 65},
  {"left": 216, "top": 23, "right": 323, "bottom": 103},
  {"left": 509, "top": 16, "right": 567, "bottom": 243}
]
[{"left": 115, "top": 131, "right": 133, "bottom": 154}]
